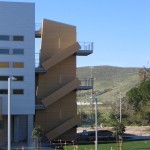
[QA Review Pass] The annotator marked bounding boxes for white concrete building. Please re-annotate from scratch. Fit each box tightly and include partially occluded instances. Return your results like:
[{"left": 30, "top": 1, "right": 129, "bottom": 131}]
[
  {"left": 0, "top": 2, "right": 35, "bottom": 146},
  {"left": 0, "top": 1, "right": 94, "bottom": 148}
]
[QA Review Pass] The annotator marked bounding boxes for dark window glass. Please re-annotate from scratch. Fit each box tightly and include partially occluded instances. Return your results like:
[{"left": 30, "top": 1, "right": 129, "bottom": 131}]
[
  {"left": 0, "top": 76, "right": 23, "bottom": 81},
  {"left": 13, "top": 36, "right": 24, "bottom": 41},
  {"left": 0, "top": 35, "right": 9, "bottom": 41},
  {"left": 14, "top": 76, "right": 24, "bottom": 81},
  {"left": 0, "top": 49, "right": 9, "bottom": 54},
  {"left": 0, "top": 120, "right": 4, "bottom": 129},
  {"left": 0, "top": 76, "right": 9, "bottom": 81},
  {"left": 13, "top": 89, "right": 24, "bottom": 94},
  {"left": 13, "top": 49, "right": 24, "bottom": 54},
  {"left": 0, "top": 90, "right": 8, "bottom": 94}
]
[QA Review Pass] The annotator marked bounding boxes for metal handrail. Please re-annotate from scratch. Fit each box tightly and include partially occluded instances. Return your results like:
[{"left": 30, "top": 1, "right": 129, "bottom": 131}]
[
  {"left": 35, "top": 53, "right": 40, "bottom": 67},
  {"left": 79, "top": 78, "right": 93, "bottom": 86},
  {"left": 35, "top": 24, "right": 94, "bottom": 67},
  {"left": 34, "top": 42, "right": 94, "bottom": 67},
  {"left": 79, "top": 42, "right": 94, "bottom": 51}
]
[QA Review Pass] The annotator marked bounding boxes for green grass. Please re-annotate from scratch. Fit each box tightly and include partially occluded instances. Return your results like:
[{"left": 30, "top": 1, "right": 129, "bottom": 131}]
[{"left": 64, "top": 140, "right": 150, "bottom": 150}]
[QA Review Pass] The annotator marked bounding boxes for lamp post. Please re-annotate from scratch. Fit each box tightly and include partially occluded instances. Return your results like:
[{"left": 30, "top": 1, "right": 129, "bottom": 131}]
[
  {"left": 95, "top": 97, "right": 98, "bottom": 150},
  {"left": 8, "top": 77, "right": 16, "bottom": 150},
  {"left": 90, "top": 66, "right": 94, "bottom": 122},
  {"left": 120, "top": 92, "right": 122, "bottom": 123}
]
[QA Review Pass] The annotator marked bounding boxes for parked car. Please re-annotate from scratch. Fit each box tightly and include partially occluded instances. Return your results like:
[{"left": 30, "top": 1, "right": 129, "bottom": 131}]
[
  {"left": 88, "top": 130, "right": 114, "bottom": 141},
  {"left": 77, "top": 130, "right": 115, "bottom": 141}
]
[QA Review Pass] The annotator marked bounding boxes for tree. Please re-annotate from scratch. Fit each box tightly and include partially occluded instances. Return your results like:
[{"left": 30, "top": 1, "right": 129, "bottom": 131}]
[
  {"left": 126, "top": 80, "right": 150, "bottom": 125},
  {"left": 139, "top": 67, "right": 150, "bottom": 83},
  {"left": 32, "top": 125, "right": 44, "bottom": 149},
  {"left": 32, "top": 125, "right": 44, "bottom": 138},
  {"left": 127, "top": 80, "right": 150, "bottom": 111},
  {"left": 112, "top": 122, "right": 126, "bottom": 135}
]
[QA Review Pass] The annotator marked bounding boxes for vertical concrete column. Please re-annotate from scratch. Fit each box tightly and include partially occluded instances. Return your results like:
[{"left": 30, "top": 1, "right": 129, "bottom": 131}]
[{"left": 27, "top": 115, "right": 34, "bottom": 147}]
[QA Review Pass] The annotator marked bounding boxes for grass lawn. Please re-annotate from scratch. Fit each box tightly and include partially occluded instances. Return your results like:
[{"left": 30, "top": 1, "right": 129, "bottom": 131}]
[{"left": 64, "top": 140, "right": 150, "bottom": 150}]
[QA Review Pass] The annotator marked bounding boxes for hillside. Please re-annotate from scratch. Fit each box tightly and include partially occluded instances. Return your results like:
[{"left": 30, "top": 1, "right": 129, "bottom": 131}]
[{"left": 77, "top": 66, "right": 140, "bottom": 102}]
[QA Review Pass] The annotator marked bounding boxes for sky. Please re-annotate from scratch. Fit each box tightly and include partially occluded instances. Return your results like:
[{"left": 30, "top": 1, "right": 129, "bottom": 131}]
[{"left": 2, "top": 0, "right": 150, "bottom": 68}]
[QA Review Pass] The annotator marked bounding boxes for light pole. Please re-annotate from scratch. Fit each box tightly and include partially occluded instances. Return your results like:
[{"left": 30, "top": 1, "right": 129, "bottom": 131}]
[
  {"left": 90, "top": 67, "right": 94, "bottom": 122},
  {"left": 90, "top": 66, "right": 95, "bottom": 122},
  {"left": 8, "top": 77, "right": 16, "bottom": 150},
  {"left": 95, "top": 97, "right": 98, "bottom": 150},
  {"left": 119, "top": 92, "right": 122, "bottom": 123}
]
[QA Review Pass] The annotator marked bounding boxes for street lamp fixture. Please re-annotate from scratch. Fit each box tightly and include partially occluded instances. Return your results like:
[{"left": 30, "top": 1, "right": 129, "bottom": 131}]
[{"left": 8, "top": 76, "right": 16, "bottom": 150}]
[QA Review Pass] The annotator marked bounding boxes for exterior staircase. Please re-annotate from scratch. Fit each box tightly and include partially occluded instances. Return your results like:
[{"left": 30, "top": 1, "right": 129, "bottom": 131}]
[
  {"left": 46, "top": 115, "right": 80, "bottom": 140},
  {"left": 42, "top": 42, "right": 80, "bottom": 70},
  {"left": 42, "top": 78, "right": 80, "bottom": 107}
]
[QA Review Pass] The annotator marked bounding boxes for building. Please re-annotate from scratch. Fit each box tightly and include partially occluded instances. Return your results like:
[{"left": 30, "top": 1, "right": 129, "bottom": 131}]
[
  {"left": 0, "top": 1, "right": 93, "bottom": 147},
  {"left": 35, "top": 19, "right": 93, "bottom": 141},
  {"left": 0, "top": 2, "right": 35, "bottom": 146}
]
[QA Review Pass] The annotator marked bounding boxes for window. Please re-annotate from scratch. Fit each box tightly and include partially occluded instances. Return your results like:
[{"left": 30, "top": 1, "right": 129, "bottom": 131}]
[
  {"left": 14, "top": 76, "right": 24, "bottom": 81},
  {"left": 0, "top": 49, "right": 9, "bottom": 54},
  {"left": 0, "top": 120, "right": 4, "bottom": 129},
  {"left": 0, "top": 35, "right": 9, "bottom": 41},
  {"left": 13, "top": 36, "right": 24, "bottom": 41},
  {"left": 0, "top": 35, "right": 24, "bottom": 41},
  {"left": 13, "top": 49, "right": 24, "bottom": 55},
  {"left": 0, "top": 76, "right": 24, "bottom": 81},
  {"left": 0, "top": 62, "right": 9, "bottom": 68},
  {"left": 13, "top": 62, "right": 24, "bottom": 68},
  {"left": 13, "top": 89, "right": 24, "bottom": 94},
  {"left": 0, "top": 89, "right": 24, "bottom": 94},
  {"left": 0, "top": 76, "right": 8, "bottom": 81},
  {"left": 0, "top": 90, "right": 8, "bottom": 94}
]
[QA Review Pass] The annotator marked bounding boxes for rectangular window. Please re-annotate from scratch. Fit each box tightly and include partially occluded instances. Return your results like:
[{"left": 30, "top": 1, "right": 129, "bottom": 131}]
[
  {"left": 0, "top": 120, "right": 4, "bottom": 129},
  {"left": 13, "top": 89, "right": 24, "bottom": 94},
  {"left": 0, "top": 35, "right": 9, "bottom": 41},
  {"left": 13, "top": 62, "right": 24, "bottom": 68},
  {"left": 0, "top": 62, "right": 9, "bottom": 68},
  {"left": 0, "top": 76, "right": 8, "bottom": 81},
  {"left": 0, "top": 49, "right": 9, "bottom": 54},
  {"left": 13, "top": 49, "right": 24, "bottom": 55},
  {"left": 0, "top": 90, "right": 8, "bottom": 94},
  {"left": 13, "top": 36, "right": 24, "bottom": 41},
  {"left": 0, "top": 76, "right": 24, "bottom": 81},
  {"left": 14, "top": 76, "right": 24, "bottom": 81}
]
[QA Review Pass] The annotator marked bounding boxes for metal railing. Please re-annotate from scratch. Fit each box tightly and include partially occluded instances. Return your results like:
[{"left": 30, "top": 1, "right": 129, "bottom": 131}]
[
  {"left": 35, "top": 24, "right": 94, "bottom": 67},
  {"left": 35, "top": 53, "right": 40, "bottom": 67},
  {"left": 79, "top": 78, "right": 93, "bottom": 87},
  {"left": 79, "top": 42, "right": 94, "bottom": 51},
  {"left": 35, "top": 41, "right": 93, "bottom": 67}
]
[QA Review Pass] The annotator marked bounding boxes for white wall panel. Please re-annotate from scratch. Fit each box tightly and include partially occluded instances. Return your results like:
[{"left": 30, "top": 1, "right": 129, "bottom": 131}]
[{"left": 0, "top": 2, "right": 35, "bottom": 115}]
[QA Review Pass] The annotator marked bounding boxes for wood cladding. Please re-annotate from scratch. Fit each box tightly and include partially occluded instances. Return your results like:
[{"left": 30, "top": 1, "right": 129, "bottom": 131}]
[{"left": 35, "top": 19, "right": 80, "bottom": 140}]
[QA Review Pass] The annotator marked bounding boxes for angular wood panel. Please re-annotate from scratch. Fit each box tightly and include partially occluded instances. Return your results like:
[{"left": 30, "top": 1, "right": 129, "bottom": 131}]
[
  {"left": 42, "top": 78, "right": 80, "bottom": 107},
  {"left": 46, "top": 115, "right": 80, "bottom": 140},
  {"left": 35, "top": 19, "right": 80, "bottom": 140}
]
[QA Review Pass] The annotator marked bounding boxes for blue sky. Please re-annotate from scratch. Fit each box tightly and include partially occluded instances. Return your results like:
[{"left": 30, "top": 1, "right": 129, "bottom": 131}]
[{"left": 3, "top": 0, "right": 150, "bottom": 68}]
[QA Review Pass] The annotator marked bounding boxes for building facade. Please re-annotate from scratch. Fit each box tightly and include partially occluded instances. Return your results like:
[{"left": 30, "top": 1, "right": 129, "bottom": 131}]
[
  {"left": 0, "top": 2, "right": 35, "bottom": 146},
  {"left": 35, "top": 19, "right": 93, "bottom": 141},
  {"left": 0, "top": 1, "right": 93, "bottom": 147}
]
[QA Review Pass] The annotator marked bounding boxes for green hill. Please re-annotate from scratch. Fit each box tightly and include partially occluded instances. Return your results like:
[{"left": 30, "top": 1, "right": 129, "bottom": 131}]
[{"left": 77, "top": 66, "right": 140, "bottom": 102}]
